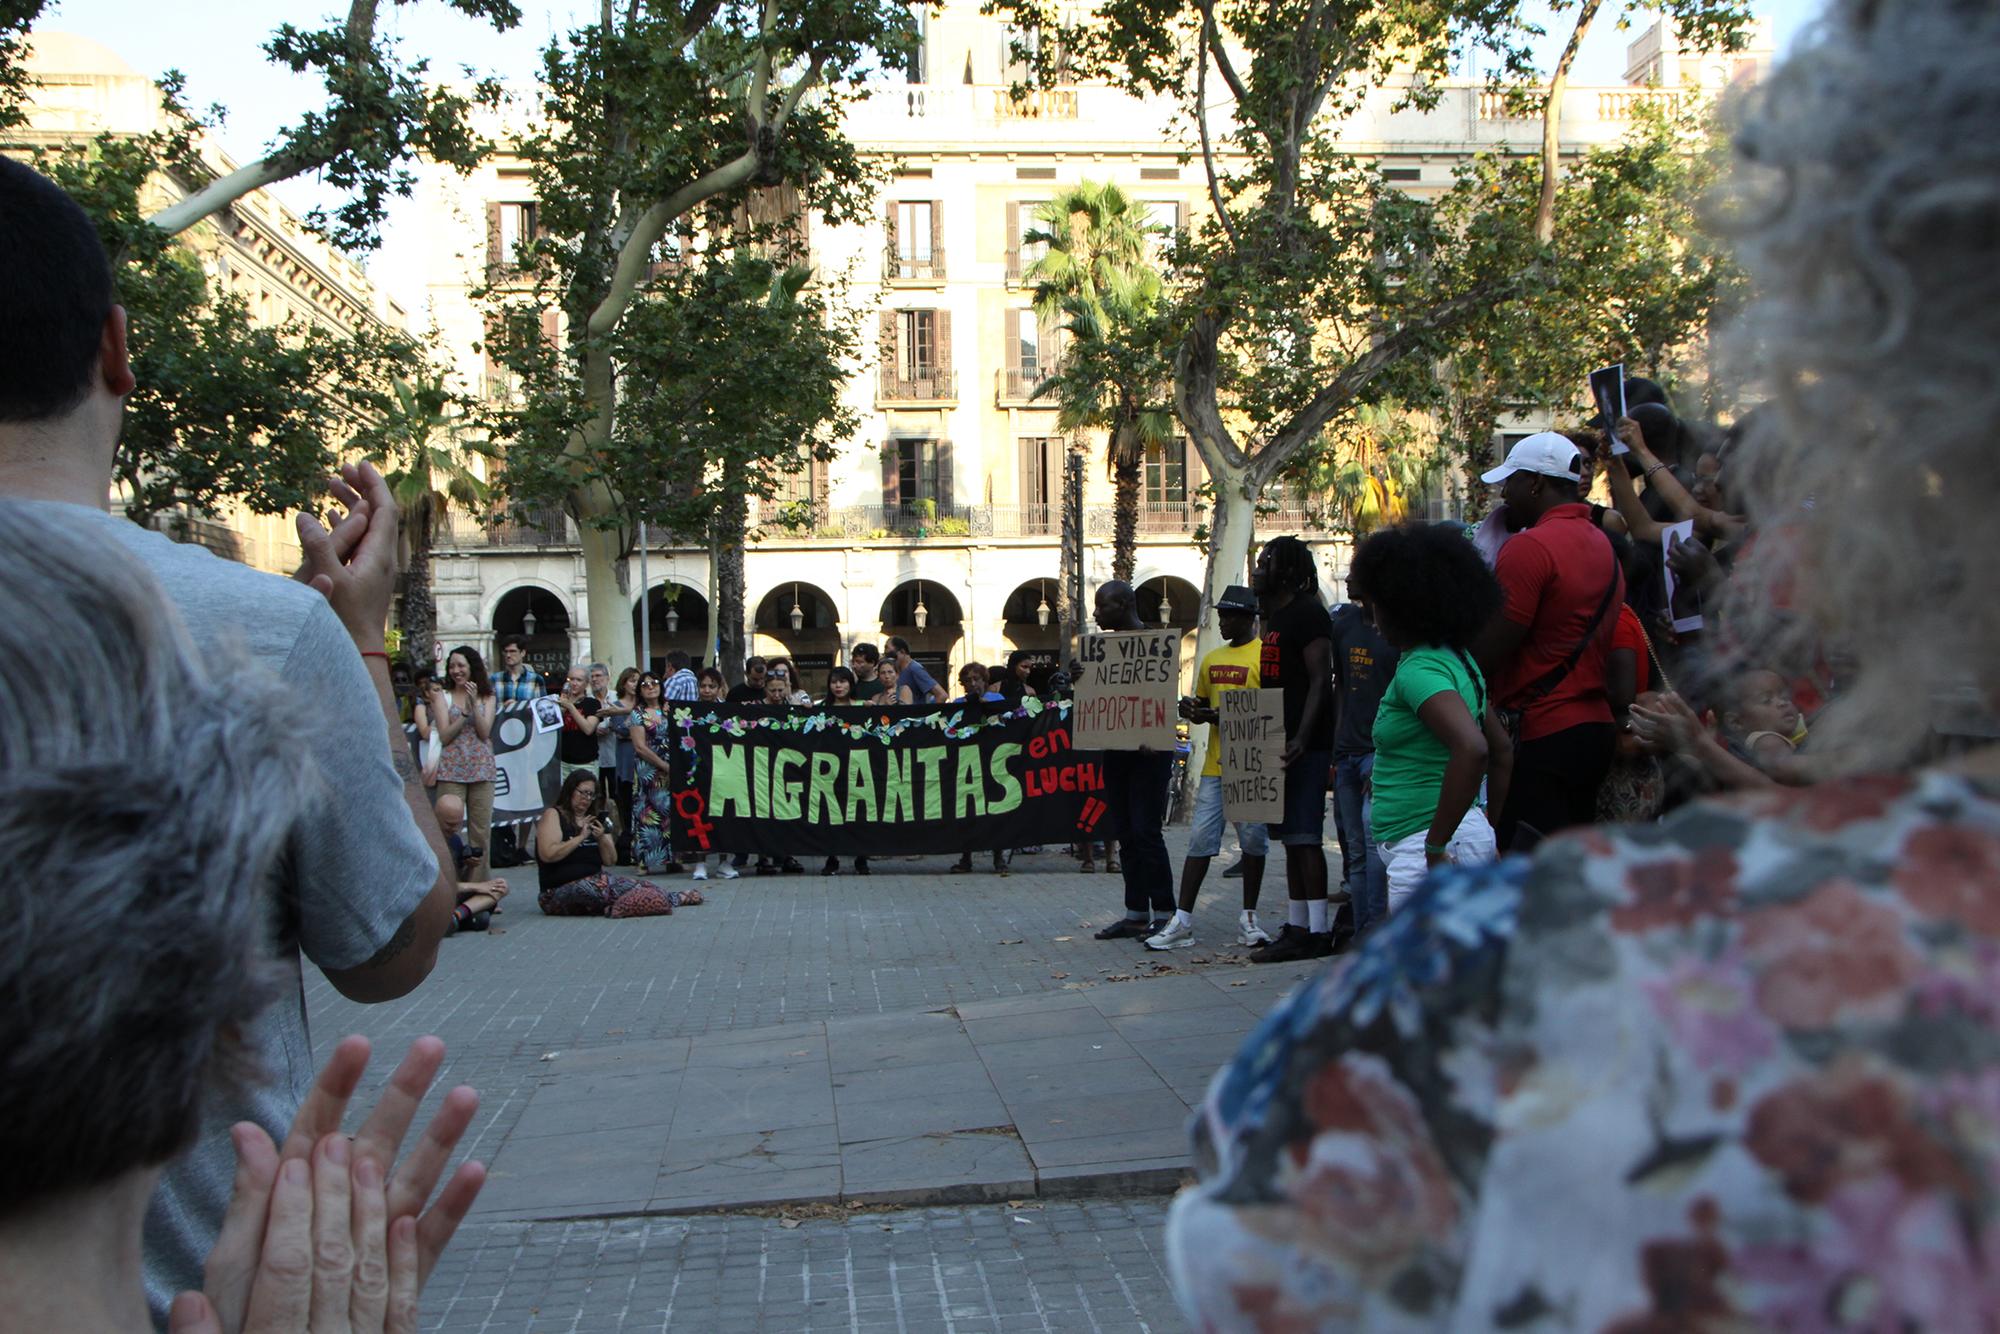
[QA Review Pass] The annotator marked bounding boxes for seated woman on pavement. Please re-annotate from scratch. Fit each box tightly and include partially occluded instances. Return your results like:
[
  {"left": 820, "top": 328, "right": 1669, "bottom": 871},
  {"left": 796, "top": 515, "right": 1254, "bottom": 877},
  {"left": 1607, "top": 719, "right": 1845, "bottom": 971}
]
[
  {"left": 536, "top": 769, "right": 702, "bottom": 917},
  {"left": 0, "top": 502, "right": 483, "bottom": 1331}
]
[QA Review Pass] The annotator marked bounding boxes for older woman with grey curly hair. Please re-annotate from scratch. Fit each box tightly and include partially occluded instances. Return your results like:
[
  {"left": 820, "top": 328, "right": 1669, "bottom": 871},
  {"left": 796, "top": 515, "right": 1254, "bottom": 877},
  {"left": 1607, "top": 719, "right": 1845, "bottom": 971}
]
[
  {"left": 0, "top": 503, "right": 482, "bottom": 1332},
  {"left": 1165, "top": 3, "right": 2000, "bottom": 1328}
]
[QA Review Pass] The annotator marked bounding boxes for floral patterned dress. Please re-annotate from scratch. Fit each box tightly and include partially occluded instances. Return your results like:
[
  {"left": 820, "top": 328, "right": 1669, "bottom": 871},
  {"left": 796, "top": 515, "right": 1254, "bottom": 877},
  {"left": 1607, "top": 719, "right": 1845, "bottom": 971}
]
[
  {"left": 629, "top": 706, "right": 674, "bottom": 872},
  {"left": 1167, "top": 769, "right": 2000, "bottom": 1331}
]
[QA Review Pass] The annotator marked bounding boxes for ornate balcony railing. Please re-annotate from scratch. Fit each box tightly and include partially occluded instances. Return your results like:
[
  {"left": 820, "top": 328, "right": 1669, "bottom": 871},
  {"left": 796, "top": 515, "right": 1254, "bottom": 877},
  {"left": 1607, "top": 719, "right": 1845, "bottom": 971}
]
[
  {"left": 883, "top": 246, "right": 947, "bottom": 282},
  {"left": 877, "top": 367, "right": 958, "bottom": 402},
  {"left": 437, "top": 506, "right": 575, "bottom": 548},
  {"left": 996, "top": 364, "right": 1057, "bottom": 404}
]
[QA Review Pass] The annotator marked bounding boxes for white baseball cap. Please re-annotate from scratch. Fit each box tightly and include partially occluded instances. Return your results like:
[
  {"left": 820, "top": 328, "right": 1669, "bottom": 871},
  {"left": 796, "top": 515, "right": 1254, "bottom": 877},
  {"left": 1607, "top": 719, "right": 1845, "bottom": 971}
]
[{"left": 1480, "top": 431, "right": 1585, "bottom": 485}]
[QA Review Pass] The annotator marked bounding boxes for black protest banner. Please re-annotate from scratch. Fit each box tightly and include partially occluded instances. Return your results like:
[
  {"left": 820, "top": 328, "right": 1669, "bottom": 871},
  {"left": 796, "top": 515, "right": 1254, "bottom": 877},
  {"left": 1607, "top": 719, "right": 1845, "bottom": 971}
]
[{"left": 668, "top": 698, "right": 1108, "bottom": 857}]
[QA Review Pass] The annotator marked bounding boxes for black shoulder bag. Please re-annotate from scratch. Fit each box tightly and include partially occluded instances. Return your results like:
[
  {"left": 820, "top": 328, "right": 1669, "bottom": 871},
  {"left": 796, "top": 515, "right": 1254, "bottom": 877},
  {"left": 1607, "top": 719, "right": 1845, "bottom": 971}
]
[{"left": 1497, "top": 567, "right": 1622, "bottom": 746}]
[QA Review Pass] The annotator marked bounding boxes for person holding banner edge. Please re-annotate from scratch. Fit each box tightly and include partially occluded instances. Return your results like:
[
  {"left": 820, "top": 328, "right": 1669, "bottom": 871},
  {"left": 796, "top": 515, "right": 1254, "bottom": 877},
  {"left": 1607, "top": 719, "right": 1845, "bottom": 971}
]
[
  {"left": 1090, "top": 581, "right": 1178, "bottom": 940},
  {"left": 1147, "top": 585, "right": 1270, "bottom": 951}
]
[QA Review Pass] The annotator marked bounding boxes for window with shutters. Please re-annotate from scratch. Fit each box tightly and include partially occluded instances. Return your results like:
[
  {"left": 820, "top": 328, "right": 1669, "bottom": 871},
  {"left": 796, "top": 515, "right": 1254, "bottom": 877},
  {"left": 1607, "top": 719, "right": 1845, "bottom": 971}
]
[
  {"left": 879, "top": 308, "right": 953, "bottom": 400},
  {"left": 1000, "top": 309, "right": 1055, "bottom": 402},
  {"left": 496, "top": 202, "right": 537, "bottom": 268},
  {"left": 1142, "top": 437, "right": 1202, "bottom": 532},
  {"left": 1017, "top": 436, "right": 1058, "bottom": 534},
  {"left": 899, "top": 309, "right": 935, "bottom": 381},
  {"left": 1143, "top": 200, "right": 1181, "bottom": 265},
  {"left": 1145, "top": 438, "right": 1187, "bottom": 507},
  {"left": 886, "top": 201, "right": 944, "bottom": 281},
  {"left": 1006, "top": 200, "right": 1047, "bottom": 282}
]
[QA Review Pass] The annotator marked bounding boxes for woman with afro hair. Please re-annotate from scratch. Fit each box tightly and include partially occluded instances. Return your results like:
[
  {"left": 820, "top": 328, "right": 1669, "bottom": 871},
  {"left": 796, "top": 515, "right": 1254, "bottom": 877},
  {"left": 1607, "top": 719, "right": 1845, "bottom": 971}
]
[{"left": 1348, "top": 522, "right": 1512, "bottom": 916}]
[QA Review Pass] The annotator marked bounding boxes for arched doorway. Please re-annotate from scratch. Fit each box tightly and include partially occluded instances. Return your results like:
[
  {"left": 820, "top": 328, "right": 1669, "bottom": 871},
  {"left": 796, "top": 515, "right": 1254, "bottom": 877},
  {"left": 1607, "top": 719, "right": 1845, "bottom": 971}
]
[
  {"left": 632, "top": 583, "right": 711, "bottom": 676},
  {"left": 998, "top": 578, "right": 1062, "bottom": 687},
  {"left": 1136, "top": 574, "right": 1203, "bottom": 691},
  {"left": 752, "top": 582, "right": 842, "bottom": 696},
  {"left": 879, "top": 579, "right": 964, "bottom": 686},
  {"left": 490, "top": 584, "right": 572, "bottom": 683}
]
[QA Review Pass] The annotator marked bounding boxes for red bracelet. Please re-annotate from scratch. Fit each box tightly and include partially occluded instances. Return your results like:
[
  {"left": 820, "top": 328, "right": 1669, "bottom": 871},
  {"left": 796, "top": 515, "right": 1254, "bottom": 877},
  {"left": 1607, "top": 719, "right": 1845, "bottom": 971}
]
[{"left": 360, "top": 650, "right": 390, "bottom": 662}]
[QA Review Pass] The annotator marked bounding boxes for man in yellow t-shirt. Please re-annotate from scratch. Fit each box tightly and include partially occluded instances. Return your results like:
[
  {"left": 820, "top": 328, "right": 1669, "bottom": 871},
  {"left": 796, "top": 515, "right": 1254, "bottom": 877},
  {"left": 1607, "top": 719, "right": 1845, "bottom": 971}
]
[{"left": 1147, "top": 586, "right": 1271, "bottom": 951}]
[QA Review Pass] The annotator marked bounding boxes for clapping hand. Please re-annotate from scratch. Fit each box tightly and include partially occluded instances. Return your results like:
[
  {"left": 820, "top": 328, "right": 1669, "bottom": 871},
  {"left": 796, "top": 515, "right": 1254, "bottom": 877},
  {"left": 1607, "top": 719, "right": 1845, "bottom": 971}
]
[
  {"left": 1628, "top": 691, "right": 1705, "bottom": 756},
  {"left": 296, "top": 462, "right": 401, "bottom": 655},
  {"left": 170, "top": 1036, "right": 484, "bottom": 1334}
]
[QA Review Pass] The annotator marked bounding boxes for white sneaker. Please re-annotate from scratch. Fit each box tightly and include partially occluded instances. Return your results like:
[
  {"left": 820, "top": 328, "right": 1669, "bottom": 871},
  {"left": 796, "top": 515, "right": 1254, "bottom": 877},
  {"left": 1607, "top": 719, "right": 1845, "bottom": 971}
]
[
  {"left": 1237, "top": 911, "right": 1272, "bottom": 947},
  {"left": 691, "top": 864, "right": 708, "bottom": 881},
  {"left": 1146, "top": 918, "right": 1196, "bottom": 951},
  {"left": 716, "top": 863, "right": 740, "bottom": 880}
]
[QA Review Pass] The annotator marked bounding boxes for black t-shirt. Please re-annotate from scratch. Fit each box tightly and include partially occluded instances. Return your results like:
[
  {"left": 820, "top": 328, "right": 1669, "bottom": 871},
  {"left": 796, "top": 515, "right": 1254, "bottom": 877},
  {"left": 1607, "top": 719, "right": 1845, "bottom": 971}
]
[
  {"left": 724, "top": 684, "right": 763, "bottom": 704},
  {"left": 1259, "top": 595, "right": 1336, "bottom": 751},
  {"left": 557, "top": 695, "right": 600, "bottom": 765},
  {"left": 1329, "top": 604, "right": 1399, "bottom": 756},
  {"left": 537, "top": 810, "right": 603, "bottom": 889}
]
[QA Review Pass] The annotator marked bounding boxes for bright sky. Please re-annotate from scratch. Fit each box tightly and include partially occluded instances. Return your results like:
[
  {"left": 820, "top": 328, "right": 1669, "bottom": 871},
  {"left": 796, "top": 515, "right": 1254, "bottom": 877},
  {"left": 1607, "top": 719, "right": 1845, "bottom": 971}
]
[{"left": 26, "top": 0, "right": 1829, "bottom": 304}]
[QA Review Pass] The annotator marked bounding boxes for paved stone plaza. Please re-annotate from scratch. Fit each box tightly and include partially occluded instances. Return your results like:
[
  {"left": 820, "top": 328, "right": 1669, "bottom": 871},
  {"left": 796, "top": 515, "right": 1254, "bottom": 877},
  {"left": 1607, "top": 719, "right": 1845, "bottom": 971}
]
[{"left": 308, "top": 833, "right": 1331, "bottom": 1332}]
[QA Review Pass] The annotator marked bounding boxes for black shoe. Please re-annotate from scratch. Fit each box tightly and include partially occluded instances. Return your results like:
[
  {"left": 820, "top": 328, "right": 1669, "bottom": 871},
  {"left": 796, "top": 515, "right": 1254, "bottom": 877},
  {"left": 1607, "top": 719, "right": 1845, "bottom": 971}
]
[
  {"left": 1221, "top": 861, "right": 1245, "bottom": 879},
  {"left": 991, "top": 850, "right": 1010, "bottom": 873},
  {"left": 1094, "top": 917, "right": 1152, "bottom": 941},
  {"left": 855, "top": 857, "right": 871, "bottom": 876},
  {"left": 780, "top": 857, "right": 805, "bottom": 874},
  {"left": 951, "top": 856, "right": 973, "bottom": 873},
  {"left": 1249, "top": 923, "right": 1318, "bottom": 963},
  {"left": 462, "top": 909, "right": 492, "bottom": 933},
  {"left": 756, "top": 859, "right": 776, "bottom": 875},
  {"left": 822, "top": 857, "right": 839, "bottom": 876}
]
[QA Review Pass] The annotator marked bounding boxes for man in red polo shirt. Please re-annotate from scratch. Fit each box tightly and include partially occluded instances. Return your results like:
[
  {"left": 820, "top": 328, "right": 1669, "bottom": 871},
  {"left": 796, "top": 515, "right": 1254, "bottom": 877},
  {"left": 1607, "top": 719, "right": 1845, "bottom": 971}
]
[{"left": 1476, "top": 432, "right": 1624, "bottom": 851}]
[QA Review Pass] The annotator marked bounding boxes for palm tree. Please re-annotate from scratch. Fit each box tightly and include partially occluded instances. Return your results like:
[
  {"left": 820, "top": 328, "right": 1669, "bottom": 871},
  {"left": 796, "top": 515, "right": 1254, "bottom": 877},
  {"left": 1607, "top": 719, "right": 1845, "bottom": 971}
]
[
  {"left": 365, "top": 372, "right": 492, "bottom": 670},
  {"left": 1025, "top": 181, "right": 1176, "bottom": 583}
]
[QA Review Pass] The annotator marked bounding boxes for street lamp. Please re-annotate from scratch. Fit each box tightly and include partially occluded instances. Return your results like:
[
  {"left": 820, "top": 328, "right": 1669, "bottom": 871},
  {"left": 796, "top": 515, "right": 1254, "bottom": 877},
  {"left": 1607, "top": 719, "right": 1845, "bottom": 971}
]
[
  {"left": 789, "top": 583, "right": 805, "bottom": 632},
  {"left": 522, "top": 609, "right": 537, "bottom": 637},
  {"left": 665, "top": 600, "right": 680, "bottom": 634},
  {"left": 1036, "top": 580, "right": 1051, "bottom": 629},
  {"left": 913, "top": 582, "right": 929, "bottom": 632},
  {"left": 1157, "top": 590, "right": 1173, "bottom": 626}
]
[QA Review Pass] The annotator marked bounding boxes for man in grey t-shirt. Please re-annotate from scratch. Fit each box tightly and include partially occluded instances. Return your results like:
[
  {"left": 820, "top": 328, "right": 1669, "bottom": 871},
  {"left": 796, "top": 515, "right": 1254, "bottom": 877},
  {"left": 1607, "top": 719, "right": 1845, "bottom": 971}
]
[{"left": 0, "top": 156, "right": 456, "bottom": 1325}]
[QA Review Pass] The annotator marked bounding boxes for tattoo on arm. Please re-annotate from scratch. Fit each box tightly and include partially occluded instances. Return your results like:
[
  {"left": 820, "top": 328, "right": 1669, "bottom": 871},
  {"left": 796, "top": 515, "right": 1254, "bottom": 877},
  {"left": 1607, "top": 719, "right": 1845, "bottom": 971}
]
[
  {"left": 358, "top": 912, "right": 417, "bottom": 969},
  {"left": 392, "top": 741, "right": 420, "bottom": 786}
]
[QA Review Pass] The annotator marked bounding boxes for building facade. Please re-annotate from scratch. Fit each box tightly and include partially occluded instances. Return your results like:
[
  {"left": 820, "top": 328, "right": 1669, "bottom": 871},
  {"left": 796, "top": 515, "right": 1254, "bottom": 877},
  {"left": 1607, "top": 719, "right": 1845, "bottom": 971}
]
[
  {"left": 402, "top": 2, "right": 1769, "bottom": 687},
  {"left": 9, "top": 31, "right": 408, "bottom": 574}
]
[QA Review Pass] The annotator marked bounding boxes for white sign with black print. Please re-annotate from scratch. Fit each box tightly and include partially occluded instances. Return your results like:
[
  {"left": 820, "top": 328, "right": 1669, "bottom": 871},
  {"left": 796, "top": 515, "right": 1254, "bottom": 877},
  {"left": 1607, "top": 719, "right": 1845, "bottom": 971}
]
[
  {"left": 530, "top": 694, "right": 564, "bottom": 734},
  {"left": 1662, "top": 519, "right": 1706, "bottom": 633}
]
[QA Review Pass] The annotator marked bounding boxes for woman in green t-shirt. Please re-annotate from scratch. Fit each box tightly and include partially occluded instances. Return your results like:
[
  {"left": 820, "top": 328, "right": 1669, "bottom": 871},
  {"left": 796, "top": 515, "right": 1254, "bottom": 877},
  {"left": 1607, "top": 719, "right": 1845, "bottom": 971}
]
[{"left": 1349, "top": 523, "right": 1514, "bottom": 917}]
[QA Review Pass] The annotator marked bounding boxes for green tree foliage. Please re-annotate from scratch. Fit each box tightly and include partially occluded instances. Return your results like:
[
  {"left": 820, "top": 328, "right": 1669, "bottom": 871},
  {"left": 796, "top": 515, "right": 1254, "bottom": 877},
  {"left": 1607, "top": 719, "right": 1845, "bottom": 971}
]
[
  {"left": 492, "top": 252, "right": 858, "bottom": 676},
  {"left": 478, "top": 0, "right": 916, "bottom": 672},
  {"left": 36, "top": 133, "right": 428, "bottom": 527},
  {"left": 364, "top": 372, "right": 494, "bottom": 669},
  {"left": 3, "top": 1, "right": 519, "bottom": 534},
  {"left": 1025, "top": 180, "right": 1177, "bottom": 583},
  {"left": 991, "top": 0, "right": 1750, "bottom": 659}
]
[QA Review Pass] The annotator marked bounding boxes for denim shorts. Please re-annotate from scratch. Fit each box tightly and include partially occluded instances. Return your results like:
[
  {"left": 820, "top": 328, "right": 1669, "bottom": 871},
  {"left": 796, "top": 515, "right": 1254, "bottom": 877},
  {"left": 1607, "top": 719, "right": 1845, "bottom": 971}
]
[
  {"left": 1270, "top": 750, "right": 1332, "bottom": 847},
  {"left": 1187, "top": 775, "right": 1270, "bottom": 859}
]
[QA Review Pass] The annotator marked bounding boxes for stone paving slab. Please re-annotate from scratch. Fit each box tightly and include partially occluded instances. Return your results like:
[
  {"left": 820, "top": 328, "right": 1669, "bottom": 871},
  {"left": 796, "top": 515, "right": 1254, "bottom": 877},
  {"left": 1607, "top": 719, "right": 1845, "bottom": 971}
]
[
  {"left": 468, "top": 965, "right": 1287, "bottom": 1221},
  {"left": 418, "top": 1200, "right": 1186, "bottom": 1333}
]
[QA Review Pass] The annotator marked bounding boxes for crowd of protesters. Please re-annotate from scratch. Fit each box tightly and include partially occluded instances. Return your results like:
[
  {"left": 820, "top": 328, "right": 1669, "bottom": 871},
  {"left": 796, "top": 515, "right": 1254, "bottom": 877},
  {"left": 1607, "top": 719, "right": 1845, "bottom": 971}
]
[{"left": 5, "top": 1, "right": 1999, "bottom": 1325}]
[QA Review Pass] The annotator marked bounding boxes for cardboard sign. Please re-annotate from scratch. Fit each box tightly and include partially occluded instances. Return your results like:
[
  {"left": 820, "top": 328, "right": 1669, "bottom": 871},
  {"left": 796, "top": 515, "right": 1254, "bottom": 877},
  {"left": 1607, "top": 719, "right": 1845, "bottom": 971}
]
[
  {"left": 1219, "top": 688, "right": 1285, "bottom": 823},
  {"left": 1072, "top": 630, "right": 1181, "bottom": 751},
  {"left": 1591, "top": 363, "right": 1627, "bottom": 452}
]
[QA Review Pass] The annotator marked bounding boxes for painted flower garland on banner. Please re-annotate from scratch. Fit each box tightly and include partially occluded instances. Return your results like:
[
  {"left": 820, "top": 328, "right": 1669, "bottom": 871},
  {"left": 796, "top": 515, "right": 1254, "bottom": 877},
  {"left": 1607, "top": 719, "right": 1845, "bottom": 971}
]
[{"left": 672, "top": 697, "right": 1067, "bottom": 785}]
